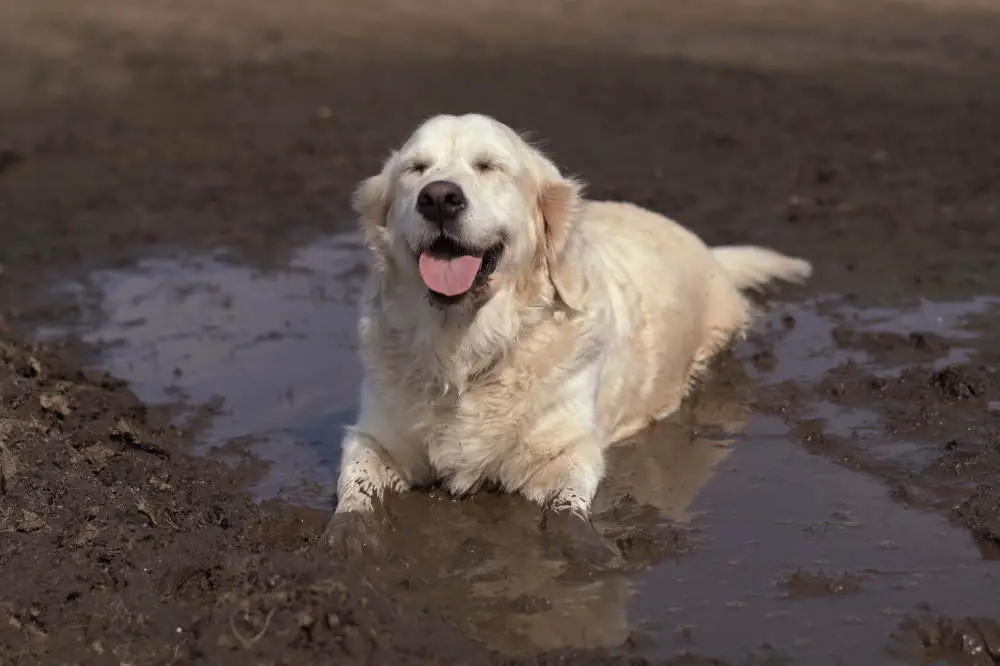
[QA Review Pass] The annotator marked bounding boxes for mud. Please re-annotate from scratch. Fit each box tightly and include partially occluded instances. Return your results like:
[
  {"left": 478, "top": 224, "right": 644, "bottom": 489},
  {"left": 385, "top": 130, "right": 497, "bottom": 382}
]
[
  {"left": 3, "top": 0, "right": 1000, "bottom": 664},
  {"left": 891, "top": 615, "right": 1000, "bottom": 665},
  {"left": 2, "top": 333, "right": 726, "bottom": 666}
]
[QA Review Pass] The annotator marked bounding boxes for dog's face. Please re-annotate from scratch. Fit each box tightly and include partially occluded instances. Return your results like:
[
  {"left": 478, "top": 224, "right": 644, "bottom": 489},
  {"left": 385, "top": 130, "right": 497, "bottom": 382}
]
[{"left": 354, "top": 114, "right": 585, "bottom": 312}]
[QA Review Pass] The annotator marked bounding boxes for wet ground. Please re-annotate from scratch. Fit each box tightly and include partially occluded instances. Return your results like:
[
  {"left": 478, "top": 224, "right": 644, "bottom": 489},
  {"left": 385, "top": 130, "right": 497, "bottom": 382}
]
[{"left": 3, "top": 1, "right": 1000, "bottom": 664}]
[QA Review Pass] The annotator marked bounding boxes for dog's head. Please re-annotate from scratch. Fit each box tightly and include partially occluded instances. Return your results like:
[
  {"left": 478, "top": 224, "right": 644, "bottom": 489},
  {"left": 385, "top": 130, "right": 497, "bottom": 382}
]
[{"left": 353, "top": 114, "right": 586, "bottom": 314}]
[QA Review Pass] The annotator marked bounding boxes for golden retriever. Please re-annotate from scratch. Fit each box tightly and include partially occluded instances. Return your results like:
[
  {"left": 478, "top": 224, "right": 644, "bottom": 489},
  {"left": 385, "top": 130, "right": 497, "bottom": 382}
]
[{"left": 325, "top": 113, "right": 810, "bottom": 559}]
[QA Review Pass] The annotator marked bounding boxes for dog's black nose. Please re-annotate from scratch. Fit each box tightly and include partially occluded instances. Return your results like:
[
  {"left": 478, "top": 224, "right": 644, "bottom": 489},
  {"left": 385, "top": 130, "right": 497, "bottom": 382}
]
[{"left": 416, "top": 180, "right": 466, "bottom": 224}]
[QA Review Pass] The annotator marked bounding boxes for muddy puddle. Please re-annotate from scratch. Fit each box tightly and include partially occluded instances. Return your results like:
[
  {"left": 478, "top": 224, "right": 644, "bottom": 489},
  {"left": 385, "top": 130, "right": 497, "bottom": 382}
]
[
  {"left": 37, "top": 233, "right": 369, "bottom": 504},
  {"left": 36, "top": 236, "right": 1000, "bottom": 664}
]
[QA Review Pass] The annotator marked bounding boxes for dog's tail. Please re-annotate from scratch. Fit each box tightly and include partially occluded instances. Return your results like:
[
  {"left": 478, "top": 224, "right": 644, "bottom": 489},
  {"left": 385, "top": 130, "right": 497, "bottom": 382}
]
[{"left": 711, "top": 245, "right": 812, "bottom": 292}]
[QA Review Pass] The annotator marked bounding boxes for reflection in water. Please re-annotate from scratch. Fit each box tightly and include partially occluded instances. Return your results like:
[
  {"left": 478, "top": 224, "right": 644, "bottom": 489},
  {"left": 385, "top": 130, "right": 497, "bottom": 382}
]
[
  {"left": 38, "top": 233, "right": 369, "bottom": 503},
  {"left": 367, "top": 385, "right": 750, "bottom": 655},
  {"left": 36, "top": 236, "right": 1000, "bottom": 662},
  {"left": 354, "top": 388, "right": 999, "bottom": 660}
]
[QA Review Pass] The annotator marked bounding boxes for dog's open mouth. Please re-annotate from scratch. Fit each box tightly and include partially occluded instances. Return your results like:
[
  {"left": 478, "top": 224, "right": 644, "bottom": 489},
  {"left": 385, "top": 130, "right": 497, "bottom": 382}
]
[{"left": 417, "top": 236, "right": 503, "bottom": 301}]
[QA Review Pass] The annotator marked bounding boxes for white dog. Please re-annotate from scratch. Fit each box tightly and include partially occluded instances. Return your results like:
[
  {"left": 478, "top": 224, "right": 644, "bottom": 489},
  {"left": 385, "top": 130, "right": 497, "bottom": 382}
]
[{"left": 326, "top": 113, "right": 810, "bottom": 558}]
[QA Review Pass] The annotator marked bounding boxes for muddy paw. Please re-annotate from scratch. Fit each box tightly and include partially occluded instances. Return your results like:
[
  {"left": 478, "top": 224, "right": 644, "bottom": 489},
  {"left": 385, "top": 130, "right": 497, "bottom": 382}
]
[
  {"left": 540, "top": 510, "right": 622, "bottom": 571},
  {"left": 320, "top": 510, "right": 387, "bottom": 562}
]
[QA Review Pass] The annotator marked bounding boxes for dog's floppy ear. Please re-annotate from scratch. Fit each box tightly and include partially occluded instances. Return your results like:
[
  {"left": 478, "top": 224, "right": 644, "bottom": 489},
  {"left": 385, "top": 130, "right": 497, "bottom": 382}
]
[
  {"left": 352, "top": 151, "right": 397, "bottom": 255},
  {"left": 539, "top": 174, "right": 586, "bottom": 312}
]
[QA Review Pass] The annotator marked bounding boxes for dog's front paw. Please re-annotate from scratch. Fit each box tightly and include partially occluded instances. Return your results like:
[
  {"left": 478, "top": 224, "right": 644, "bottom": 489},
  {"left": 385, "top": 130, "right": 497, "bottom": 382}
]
[
  {"left": 320, "top": 510, "right": 387, "bottom": 562},
  {"left": 540, "top": 509, "right": 622, "bottom": 572}
]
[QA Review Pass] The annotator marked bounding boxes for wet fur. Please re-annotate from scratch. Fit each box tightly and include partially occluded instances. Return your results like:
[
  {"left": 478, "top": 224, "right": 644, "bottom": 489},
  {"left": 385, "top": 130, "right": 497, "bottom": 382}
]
[{"left": 334, "top": 113, "right": 811, "bottom": 519}]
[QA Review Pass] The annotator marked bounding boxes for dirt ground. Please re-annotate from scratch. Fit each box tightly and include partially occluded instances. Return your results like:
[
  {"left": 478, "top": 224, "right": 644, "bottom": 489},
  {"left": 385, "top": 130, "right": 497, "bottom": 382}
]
[{"left": 2, "top": 0, "right": 1000, "bottom": 664}]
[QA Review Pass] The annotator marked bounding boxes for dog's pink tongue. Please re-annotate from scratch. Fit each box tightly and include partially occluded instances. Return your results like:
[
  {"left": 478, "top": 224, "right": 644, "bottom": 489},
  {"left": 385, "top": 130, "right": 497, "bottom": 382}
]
[{"left": 418, "top": 253, "right": 483, "bottom": 296}]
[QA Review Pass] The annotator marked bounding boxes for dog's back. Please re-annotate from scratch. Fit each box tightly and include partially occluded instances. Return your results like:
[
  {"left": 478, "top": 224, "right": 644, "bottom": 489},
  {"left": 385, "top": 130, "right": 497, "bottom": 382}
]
[{"left": 576, "top": 200, "right": 809, "bottom": 444}]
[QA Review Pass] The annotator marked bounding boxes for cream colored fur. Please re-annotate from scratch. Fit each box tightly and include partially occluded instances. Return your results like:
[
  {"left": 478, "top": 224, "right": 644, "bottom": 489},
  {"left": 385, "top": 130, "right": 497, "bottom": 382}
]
[{"left": 333, "top": 113, "right": 811, "bottom": 519}]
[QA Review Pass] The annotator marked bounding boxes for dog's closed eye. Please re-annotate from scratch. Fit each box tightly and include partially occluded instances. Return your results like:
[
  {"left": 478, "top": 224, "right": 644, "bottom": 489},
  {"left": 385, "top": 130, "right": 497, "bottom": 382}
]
[
  {"left": 405, "top": 160, "right": 430, "bottom": 176},
  {"left": 473, "top": 156, "right": 500, "bottom": 174}
]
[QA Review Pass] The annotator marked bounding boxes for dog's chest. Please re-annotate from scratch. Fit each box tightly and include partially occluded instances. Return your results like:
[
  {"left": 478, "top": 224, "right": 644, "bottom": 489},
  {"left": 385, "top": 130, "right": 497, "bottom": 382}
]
[
  {"left": 424, "top": 387, "right": 520, "bottom": 484},
  {"left": 380, "top": 371, "right": 523, "bottom": 491},
  {"left": 368, "top": 316, "right": 563, "bottom": 489}
]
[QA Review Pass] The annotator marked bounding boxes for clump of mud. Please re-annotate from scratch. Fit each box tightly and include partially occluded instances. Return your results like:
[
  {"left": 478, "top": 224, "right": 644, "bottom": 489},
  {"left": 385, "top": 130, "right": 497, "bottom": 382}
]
[
  {"left": 891, "top": 614, "right": 1000, "bottom": 666},
  {"left": 928, "top": 365, "right": 991, "bottom": 400},
  {"left": 774, "top": 569, "right": 864, "bottom": 600},
  {"left": 955, "top": 486, "right": 1000, "bottom": 560}
]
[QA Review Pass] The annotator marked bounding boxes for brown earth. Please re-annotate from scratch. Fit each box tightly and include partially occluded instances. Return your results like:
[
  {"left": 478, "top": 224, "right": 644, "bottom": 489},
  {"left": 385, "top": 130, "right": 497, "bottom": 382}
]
[{"left": 2, "top": 0, "right": 1000, "bottom": 664}]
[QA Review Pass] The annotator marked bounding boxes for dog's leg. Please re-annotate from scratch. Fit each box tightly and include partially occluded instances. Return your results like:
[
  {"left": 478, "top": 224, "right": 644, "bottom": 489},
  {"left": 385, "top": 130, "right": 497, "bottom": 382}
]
[
  {"left": 322, "top": 430, "right": 409, "bottom": 557},
  {"left": 520, "top": 445, "right": 602, "bottom": 517},
  {"left": 517, "top": 440, "right": 621, "bottom": 569},
  {"left": 334, "top": 430, "right": 409, "bottom": 513}
]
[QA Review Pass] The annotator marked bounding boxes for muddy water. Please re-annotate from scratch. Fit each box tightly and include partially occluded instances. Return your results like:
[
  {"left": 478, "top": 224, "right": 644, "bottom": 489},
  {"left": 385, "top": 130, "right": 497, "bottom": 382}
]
[
  {"left": 38, "top": 236, "right": 1000, "bottom": 663},
  {"left": 38, "top": 233, "right": 369, "bottom": 504}
]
